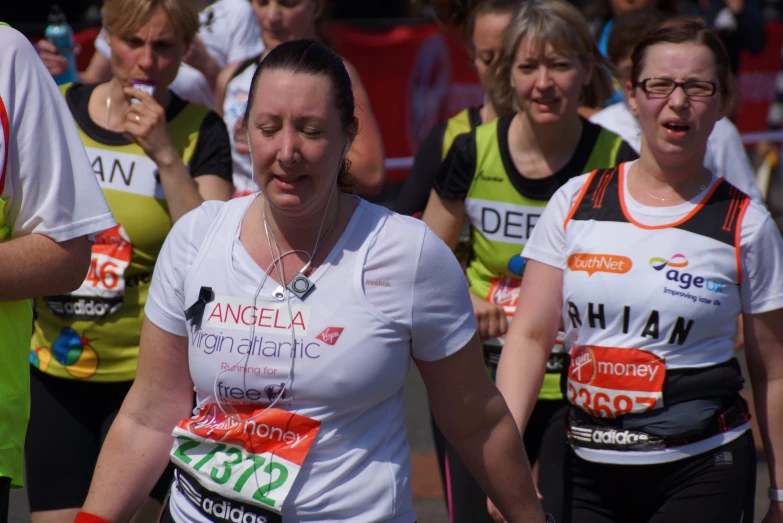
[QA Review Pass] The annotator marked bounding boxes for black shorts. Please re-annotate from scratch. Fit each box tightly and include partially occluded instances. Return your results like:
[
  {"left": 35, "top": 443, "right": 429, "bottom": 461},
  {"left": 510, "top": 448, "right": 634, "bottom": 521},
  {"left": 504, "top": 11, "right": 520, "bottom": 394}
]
[
  {"left": 431, "top": 399, "right": 568, "bottom": 523},
  {"left": 567, "top": 430, "right": 756, "bottom": 523},
  {"left": 25, "top": 367, "right": 174, "bottom": 512}
]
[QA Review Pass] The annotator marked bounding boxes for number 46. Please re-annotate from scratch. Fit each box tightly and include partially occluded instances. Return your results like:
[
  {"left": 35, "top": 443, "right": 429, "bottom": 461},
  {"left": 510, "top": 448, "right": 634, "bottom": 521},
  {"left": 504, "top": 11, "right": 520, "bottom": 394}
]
[{"left": 86, "top": 259, "right": 120, "bottom": 289}]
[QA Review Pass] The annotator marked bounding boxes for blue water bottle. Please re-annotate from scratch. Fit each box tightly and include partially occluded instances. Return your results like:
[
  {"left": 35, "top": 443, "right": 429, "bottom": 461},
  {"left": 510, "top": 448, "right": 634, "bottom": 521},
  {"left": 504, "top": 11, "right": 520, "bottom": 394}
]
[{"left": 44, "top": 5, "right": 78, "bottom": 85}]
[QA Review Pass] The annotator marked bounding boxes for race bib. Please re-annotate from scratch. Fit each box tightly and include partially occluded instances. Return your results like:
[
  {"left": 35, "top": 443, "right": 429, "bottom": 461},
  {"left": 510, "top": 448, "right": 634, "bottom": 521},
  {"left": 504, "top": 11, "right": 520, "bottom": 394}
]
[
  {"left": 567, "top": 345, "right": 665, "bottom": 418},
  {"left": 44, "top": 225, "right": 132, "bottom": 320},
  {"left": 487, "top": 276, "right": 520, "bottom": 316},
  {"left": 171, "top": 403, "right": 320, "bottom": 514}
]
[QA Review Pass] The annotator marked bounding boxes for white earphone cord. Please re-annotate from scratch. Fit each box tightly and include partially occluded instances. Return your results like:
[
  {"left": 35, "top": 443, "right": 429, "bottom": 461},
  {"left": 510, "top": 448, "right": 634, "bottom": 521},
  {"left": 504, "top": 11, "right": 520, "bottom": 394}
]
[
  {"left": 212, "top": 179, "right": 340, "bottom": 423},
  {"left": 206, "top": 144, "right": 345, "bottom": 496}
]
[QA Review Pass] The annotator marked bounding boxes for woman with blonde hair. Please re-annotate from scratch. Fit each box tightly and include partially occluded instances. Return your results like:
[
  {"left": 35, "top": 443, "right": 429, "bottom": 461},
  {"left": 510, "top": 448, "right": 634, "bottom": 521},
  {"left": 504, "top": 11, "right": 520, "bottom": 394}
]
[
  {"left": 422, "top": 1, "right": 636, "bottom": 520},
  {"left": 26, "top": 0, "right": 233, "bottom": 521}
]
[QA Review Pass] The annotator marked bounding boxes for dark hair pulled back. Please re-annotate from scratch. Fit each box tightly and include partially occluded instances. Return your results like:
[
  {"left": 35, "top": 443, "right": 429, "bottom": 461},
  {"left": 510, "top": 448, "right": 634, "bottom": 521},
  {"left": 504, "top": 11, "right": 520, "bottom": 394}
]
[
  {"left": 431, "top": 0, "right": 520, "bottom": 54},
  {"left": 240, "top": 39, "right": 357, "bottom": 188},
  {"left": 631, "top": 17, "right": 731, "bottom": 100}
]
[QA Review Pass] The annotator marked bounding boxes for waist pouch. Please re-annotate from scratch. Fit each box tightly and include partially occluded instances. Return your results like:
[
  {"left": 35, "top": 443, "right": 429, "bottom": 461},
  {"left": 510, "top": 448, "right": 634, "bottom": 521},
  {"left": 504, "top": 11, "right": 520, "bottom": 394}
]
[
  {"left": 566, "top": 358, "right": 751, "bottom": 451},
  {"left": 483, "top": 341, "right": 565, "bottom": 374}
]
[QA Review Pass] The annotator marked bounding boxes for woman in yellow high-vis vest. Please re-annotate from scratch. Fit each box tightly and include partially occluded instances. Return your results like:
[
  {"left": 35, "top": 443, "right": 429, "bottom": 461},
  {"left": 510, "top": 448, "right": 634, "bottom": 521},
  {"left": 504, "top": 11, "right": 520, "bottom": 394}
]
[
  {"left": 423, "top": 2, "right": 637, "bottom": 521},
  {"left": 395, "top": 3, "right": 517, "bottom": 522},
  {"left": 26, "top": 1, "right": 233, "bottom": 522}
]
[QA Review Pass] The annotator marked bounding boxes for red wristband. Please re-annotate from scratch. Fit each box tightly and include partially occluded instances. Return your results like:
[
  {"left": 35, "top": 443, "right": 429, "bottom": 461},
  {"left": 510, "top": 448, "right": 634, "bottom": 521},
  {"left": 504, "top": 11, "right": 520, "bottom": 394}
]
[{"left": 74, "top": 512, "right": 111, "bottom": 523}]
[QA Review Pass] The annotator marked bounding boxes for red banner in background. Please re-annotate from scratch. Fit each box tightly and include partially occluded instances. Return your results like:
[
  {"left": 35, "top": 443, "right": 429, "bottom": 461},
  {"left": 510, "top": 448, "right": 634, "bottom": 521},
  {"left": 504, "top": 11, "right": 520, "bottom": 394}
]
[
  {"left": 735, "top": 22, "right": 783, "bottom": 136},
  {"left": 65, "top": 20, "right": 783, "bottom": 184},
  {"left": 331, "top": 23, "right": 482, "bottom": 183}
]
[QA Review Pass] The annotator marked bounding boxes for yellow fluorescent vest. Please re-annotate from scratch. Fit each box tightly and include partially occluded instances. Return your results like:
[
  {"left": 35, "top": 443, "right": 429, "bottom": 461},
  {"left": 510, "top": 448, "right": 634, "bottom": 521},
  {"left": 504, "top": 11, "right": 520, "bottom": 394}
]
[
  {"left": 31, "top": 84, "right": 209, "bottom": 382},
  {"left": 464, "top": 119, "right": 625, "bottom": 400}
]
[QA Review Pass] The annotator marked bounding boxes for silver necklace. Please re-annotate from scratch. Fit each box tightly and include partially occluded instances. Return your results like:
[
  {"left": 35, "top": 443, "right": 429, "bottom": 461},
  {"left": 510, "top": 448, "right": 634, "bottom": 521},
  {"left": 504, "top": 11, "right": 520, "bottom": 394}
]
[
  {"left": 641, "top": 183, "right": 707, "bottom": 202},
  {"left": 105, "top": 78, "right": 114, "bottom": 130}
]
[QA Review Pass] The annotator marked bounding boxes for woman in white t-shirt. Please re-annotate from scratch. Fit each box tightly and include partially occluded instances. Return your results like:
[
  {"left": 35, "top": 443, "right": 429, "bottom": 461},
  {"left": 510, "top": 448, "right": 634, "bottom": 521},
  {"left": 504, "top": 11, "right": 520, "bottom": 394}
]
[
  {"left": 496, "top": 18, "right": 783, "bottom": 523},
  {"left": 214, "top": 0, "right": 385, "bottom": 197},
  {"left": 76, "top": 39, "right": 551, "bottom": 523}
]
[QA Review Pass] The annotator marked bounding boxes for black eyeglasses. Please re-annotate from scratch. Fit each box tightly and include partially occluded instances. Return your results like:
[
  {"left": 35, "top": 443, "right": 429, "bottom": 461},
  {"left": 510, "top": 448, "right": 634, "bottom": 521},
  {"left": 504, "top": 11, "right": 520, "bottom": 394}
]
[{"left": 635, "top": 77, "right": 717, "bottom": 97}]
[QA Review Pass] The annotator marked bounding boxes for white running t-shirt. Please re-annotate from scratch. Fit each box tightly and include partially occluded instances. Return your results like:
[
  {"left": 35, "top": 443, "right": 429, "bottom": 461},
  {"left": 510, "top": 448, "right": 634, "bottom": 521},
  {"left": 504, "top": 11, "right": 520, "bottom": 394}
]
[
  {"left": 222, "top": 60, "right": 258, "bottom": 195},
  {"left": 0, "top": 26, "right": 115, "bottom": 241},
  {"left": 523, "top": 161, "right": 783, "bottom": 464},
  {"left": 145, "top": 197, "right": 477, "bottom": 522}
]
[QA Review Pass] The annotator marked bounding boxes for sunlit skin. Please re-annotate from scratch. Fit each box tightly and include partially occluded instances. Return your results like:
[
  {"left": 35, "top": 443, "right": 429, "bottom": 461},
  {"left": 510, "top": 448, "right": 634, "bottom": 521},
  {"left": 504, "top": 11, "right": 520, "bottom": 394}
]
[
  {"left": 247, "top": 69, "right": 352, "bottom": 217},
  {"left": 473, "top": 11, "right": 514, "bottom": 92},
  {"left": 104, "top": 6, "right": 187, "bottom": 103},
  {"left": 627, "top": 42, "right": 724, "bottom": 168},
  {"left": 610, "top": 0, "right": 659, "bottom": 16},
  {"left": 251, "top": 0, "right": 322, "bottom": 50},
  {"left": 510, "top": 38, "right": 593, "bottom": 126}
]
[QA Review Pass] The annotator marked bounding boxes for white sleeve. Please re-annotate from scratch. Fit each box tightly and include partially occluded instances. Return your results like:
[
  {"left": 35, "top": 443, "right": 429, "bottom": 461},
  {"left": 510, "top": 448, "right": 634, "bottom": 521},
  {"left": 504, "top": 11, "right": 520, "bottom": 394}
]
[
  {"left": 522, "top": 175, "right": 586, "bottom": 269},
  {"left": 707, "top": 119, "right": 763, "bottom": 203},
  {"left": 94, "top": 29, "right": 111, "bottom": 58},
  {"left": 145, "top": 202, "right": 224, "bottom": 335},
  {"left": 739, "top": 204, "right": 783, "bottom": 314},
  {"left": 225, "top": 2, "right": 265, "bottom": 64},
  {"left": 0, "top": 27, "right": 115, "bottom": 242},
  {"left": 410, "top": 227, "right": 477, "bottom": 361}
]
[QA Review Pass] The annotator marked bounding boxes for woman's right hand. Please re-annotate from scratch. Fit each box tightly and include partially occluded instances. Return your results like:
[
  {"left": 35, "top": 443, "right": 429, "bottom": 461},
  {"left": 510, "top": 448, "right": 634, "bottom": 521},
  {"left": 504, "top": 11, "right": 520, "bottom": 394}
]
[
  {"left": 36, "top": 39, "right": 75, "bottom": 77},
  {"left": 35, "top": 39, "right": 68, "bottom": 76},
  {"left": 470, "top": 292, "right": 508, "bottom": 340}
]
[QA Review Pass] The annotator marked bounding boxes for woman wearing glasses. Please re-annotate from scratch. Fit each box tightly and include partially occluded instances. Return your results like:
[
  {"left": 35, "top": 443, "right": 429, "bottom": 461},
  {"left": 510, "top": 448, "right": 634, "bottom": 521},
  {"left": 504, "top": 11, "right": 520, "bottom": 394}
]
[{"left": 495, "top": 17, "right": 783, "bottom": 523}]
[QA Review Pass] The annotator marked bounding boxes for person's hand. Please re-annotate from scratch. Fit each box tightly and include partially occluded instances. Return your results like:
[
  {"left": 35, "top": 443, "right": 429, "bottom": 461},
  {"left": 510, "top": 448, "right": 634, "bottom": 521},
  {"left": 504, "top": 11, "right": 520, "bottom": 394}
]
[
  {"left": 36, "top": 39, "right": 80, "bottom": 77},
  {"left": 487, "top": 490, "right": 545, "bottom": 523},
  {"left": 724, "top": 0, "right": 744, "bottom": 15},
  {"left": 487, "top": 497, "right": 506, "bottom": 523},
  {"left": 122, "top": 87, "right": 177, "bottom": 165},
  {"left": 233, "top": 118, "right": 250, "bottom": 154},
  {"left": 470, "top": 292, "right": 508, "bottom": 340},
  {"left": 757, "top": 140, "right": 778, "bottom": 161},
  {"left": 761, "top": 501, "right": 783, "bottom": 523},
  {"left": 183, "top": 35, "right": 220, "bottom": 81}
]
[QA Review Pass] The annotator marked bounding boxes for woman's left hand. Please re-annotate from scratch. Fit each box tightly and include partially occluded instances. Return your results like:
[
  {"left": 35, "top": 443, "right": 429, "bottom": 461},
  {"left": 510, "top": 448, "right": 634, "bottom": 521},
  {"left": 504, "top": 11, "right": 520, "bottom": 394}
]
[
  {"left": 123, "top": 86, "right": 177, "bottom": 165},
  {"left": 487, "top": 497, "right": 506, "bottom": 523},
  {"left": 762, "top": 502, "right": 783, "bottom": 523}
]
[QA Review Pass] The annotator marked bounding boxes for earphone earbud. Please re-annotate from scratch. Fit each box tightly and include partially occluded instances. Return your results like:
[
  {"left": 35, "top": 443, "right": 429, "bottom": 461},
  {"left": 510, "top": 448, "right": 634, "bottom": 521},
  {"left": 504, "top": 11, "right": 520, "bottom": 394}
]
[{"left": 342, "top": 139, "right": 351, "bottom": 160}]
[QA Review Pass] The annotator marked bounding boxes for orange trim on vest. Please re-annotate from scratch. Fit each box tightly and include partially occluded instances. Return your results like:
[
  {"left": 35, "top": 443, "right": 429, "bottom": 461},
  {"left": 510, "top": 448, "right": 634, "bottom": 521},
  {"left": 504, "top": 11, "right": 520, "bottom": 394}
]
[
  {"left": 618, "top": 162, "right": 724, "bottom": 230},
  {"left": 563, "top": 170, "right": 598, "bottom": 231},
  {"left": 734, "top": 196, "right": 751, "bottom": 285}
]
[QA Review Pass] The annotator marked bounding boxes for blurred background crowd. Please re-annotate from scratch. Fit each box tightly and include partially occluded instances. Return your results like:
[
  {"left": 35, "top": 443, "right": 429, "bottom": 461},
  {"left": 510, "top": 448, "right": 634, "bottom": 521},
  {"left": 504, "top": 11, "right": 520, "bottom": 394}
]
[{"left": 11, "top": 0, "right": 783, "bottom": 221}]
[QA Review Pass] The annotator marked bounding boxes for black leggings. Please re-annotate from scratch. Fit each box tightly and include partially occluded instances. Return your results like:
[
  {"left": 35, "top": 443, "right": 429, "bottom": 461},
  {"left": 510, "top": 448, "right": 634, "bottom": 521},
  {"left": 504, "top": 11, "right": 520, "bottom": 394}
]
[
  {"left": 0, "top": 477, "right": 9, "bottom": 523},
  {"left": 568, "top": 431, "right": 756, "bottom": 523},
  {"left": 25, "top": 367, "right": 174, "bottom": 512},
  {"left": 431, "top": 399, "right": 568, "bottom": 523}
]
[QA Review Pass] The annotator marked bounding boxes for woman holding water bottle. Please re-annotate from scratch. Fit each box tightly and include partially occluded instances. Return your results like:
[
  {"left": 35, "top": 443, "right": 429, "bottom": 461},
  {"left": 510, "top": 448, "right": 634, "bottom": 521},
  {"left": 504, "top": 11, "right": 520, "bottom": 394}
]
[{"left": 26, "top": 0, "right": 232, "bottom": 521}]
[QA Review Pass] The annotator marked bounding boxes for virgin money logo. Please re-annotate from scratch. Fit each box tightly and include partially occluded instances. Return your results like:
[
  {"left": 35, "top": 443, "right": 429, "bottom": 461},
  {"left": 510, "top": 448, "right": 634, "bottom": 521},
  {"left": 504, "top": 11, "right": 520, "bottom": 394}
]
[
  {"left": 316, "top": 327, "right": 344, "bottom": 345},
  {"left": 569, "top": 346, "right": 596, "bottom": 384}
]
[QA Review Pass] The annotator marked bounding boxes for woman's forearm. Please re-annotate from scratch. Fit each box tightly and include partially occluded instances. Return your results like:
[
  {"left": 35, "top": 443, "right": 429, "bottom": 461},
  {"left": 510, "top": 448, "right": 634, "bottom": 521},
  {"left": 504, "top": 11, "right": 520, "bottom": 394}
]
[
  {"left": 0, "top": 235, "right": 91, "bottom": 301},
  {"left": 495, "top": 336, "right": 551, "bottom": 434},
  {"left": 154, "top": 152, "right": 205, "bottom": 223},
  {"left": 82, "top": 411, "right": 175, "bottom": 522},
  {"left": 751, "top": 375, "right": 783, "bottom": 489},
  {"left": 444, "top": 392, "right": 546, "bottom": 522}
]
